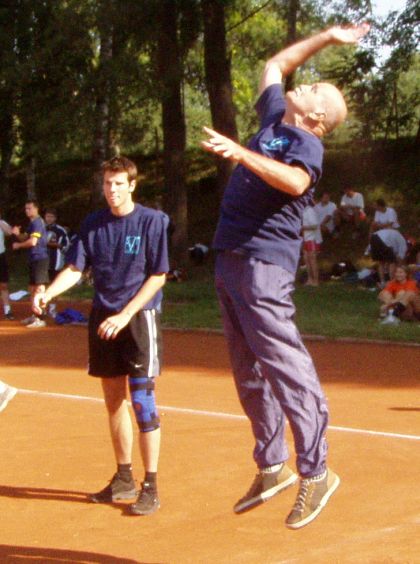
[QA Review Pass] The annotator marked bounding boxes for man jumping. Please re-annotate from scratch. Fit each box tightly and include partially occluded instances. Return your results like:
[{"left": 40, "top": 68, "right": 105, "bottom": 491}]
[{"left": 202, "top": 23, "right": 370, "bottom": 529}]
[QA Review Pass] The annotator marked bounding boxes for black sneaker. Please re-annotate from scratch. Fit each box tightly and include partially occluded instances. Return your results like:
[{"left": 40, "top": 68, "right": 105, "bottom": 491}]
[
  {"left": 129, "top": 481, "right": 160, "bottom": 516},
  {"left": 89, "top": 472, "right": 137, "bottom": 503},
  {"left": 5, "top": 312, "right": 14, "bottom": 320},
  {"left": 234, "top": 463, "right": 298, "bottom": 514}
]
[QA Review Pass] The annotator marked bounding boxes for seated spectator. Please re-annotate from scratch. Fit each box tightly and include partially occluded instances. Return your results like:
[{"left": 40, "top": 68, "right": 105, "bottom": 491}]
[
  {"left": 369, "top": 199, "right": 399, "bottom": 236},
  {"left": 314, "top": 191, "right": 337, "bottom": 237},
  {"left": 408, "top": 248, "right": 420, "bottom": 287},
  {"left": 369, "top": 228, "right": 407, "bottom": 287},
  {"left": 379, "top": 265, "right": 420, "bottom": 324},
  {"left": 335, "top": 187, "right": 366, "bottom": 238},
  {"left": 302, "top": 205, "right": 322, "bottom": 286}
]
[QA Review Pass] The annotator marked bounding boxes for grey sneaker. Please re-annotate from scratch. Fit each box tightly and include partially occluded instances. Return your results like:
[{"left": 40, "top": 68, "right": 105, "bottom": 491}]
[
  {"left": 234, "top": 463, "right": 298, "bottom": 514},
  {"left": 129, "top": 481, "right": 160, "bottom": 516},
  {"left": 286, "top": 468, "right": 340, "bottom": 529},
  {"left": 0, "top": 384, "right": 17, "bottom": 413},
  {"left": 89, "top": 473, "right": 137, "bottom": 503},
  {"left": 21, "top": 315, "right": 36, "bottom": 325},
  {"left": 26, "top": 318, "right": 47, "bottom": 329}
]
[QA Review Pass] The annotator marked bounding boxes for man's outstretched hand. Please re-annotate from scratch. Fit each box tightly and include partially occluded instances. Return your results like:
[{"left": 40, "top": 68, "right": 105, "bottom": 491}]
[
  {"left": 328, "top": 23, "right": 370, "bottom": 45},
  {"left": 201, "top": 126, "right": 242, "bottom": 161}
]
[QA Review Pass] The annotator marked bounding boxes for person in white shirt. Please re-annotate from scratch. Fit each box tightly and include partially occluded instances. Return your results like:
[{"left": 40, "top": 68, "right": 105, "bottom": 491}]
[
  {"left": 0, "top": 212, "right": 14, "bottom": 320},
  {"left": 302, "top": 205, "right": 322, "bottom": 286},
  {"left": 370, "top": 228, "right": 407, "bottom": 286},
  {"left": 370, "top": 199, "right": 399, "bottom": 236},
  {"left": 336, "top": 187, "right": 366, "bottom": 236},
  {"left": 314, "top": 191, "right": 337, "bottom": 236}
]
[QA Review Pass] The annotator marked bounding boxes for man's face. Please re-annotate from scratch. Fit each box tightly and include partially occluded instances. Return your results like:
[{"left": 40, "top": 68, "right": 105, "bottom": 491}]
[
  {"left": 345, "top": 189, "right": 354, "bottom": 197},
  {"left": 321, "top": 193, "right": 330, "bottom": 205},
  {"left": 103, "top": 170, "right": 136, "bottom": 212},
  {"left": 25, "top": 203, "right": 38, "bottom": 219},
  {"left": 44, "top": 213, "right": 56, "bottom": 225},
  {"left": 286, "top": 82, "right": 336, "bottom": 118}
]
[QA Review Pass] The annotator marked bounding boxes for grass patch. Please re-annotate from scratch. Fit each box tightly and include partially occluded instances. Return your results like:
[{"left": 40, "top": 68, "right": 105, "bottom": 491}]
[
  {"left": 8, "top": 252, "right": 419, "bottom": 344},
  {"left": 163, "top": 263, "right": 420, "bottom": 344}
]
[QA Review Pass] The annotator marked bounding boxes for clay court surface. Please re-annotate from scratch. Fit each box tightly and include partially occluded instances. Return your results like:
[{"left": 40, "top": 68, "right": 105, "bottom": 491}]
[{"left": 0, "top": 301, "right": 419, "bottom": 563}]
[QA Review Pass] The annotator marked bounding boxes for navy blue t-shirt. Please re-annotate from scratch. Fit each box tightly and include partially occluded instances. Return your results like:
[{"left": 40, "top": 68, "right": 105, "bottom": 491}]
[
  {"left": 66, "top": 204, "right": 169, "bottom": 312},
  {"left": 213, "top": 84, "right": 324, "bottom": 274},
  {"left": 26, "top": 217, "right": 48, "bottom": 262}
]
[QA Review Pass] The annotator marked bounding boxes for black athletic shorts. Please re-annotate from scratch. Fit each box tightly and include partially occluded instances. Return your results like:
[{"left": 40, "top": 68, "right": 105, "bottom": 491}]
[
  {"left": 0, "top": 253, "right": 9, "bottom": 283},
  {"left": 29, "top": 258, "right": 49, "bottom": 285},
  {"left": 370, "top": 234, "right": 396, "bottom": 262},
  {"left": 88, "top": 307, "right": 163, "bottom": 378}
]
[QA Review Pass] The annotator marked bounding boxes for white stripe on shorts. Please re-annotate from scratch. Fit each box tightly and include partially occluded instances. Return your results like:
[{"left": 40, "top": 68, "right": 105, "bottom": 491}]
[{"left": 145, "top": 309, "right": 159, "bottom": 377}]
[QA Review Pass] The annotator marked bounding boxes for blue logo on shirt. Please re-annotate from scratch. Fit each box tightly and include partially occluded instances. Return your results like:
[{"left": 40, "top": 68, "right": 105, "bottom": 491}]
[
  {"left": 262, "top": 136, "right": 291, "bottom": 152},
  {"left": 125, "top": 235, "right": 141, "bottom": 255}
]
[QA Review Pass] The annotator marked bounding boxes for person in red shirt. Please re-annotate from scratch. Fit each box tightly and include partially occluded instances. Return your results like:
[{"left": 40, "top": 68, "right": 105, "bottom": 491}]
[{"left": 379, "top": 265, "right": 420, "bottom": 323}]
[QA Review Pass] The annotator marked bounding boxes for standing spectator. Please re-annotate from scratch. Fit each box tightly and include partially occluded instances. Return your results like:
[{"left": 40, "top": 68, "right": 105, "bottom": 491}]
[
  {"left": 0, "top": 211, "right": 14, "bottom": 320},
  {"left": 302, "top": 205, "right": 322, "bottom": 286},
  {"left": 369, "top": 228, "right": 407, "bottom": 287},
  {"left": 369, "top": 199, "right": 399, "bottom": 236},
  {"left": 314, "top": 191, "right": 337, "bottom": 237},
  {"left": 12, "top": 200, "right": 48, "bottom": 328},
  {"left": 379, "top": 266, "right": 420, "bottom": 324},
  {"left": 44, "top": 208, "right": 70, "bottom": 318},
  {"left": 335, "top": 187, "right": 366, "bottom": 237}
]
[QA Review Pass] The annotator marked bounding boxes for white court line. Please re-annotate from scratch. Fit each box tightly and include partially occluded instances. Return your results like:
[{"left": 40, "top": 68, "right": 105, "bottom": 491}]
[{"left": 18, "top": 388, "right": 420, "bottom": 442}]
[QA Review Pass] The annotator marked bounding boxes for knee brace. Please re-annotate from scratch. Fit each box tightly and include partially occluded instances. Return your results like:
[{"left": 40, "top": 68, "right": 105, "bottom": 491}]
[{"left": 129, "top": 377, "right": 160, "bottom": 433}]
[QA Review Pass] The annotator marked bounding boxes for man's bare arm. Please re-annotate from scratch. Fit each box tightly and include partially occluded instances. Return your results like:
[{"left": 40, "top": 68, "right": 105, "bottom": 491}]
[
  {"left": 32, "top": 265, "right": 83, "bottom": 314},
  {"left": 97, "top": 273, "right": 167, "bottom": 341},
  {"left": 259, "top": 23, "right": 370, "bottom": 94},
  {"left": 201, "top": 126, "right": 310, "bottom": 196}
]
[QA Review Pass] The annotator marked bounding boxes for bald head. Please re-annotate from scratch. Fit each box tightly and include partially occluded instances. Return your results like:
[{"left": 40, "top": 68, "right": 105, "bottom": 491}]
[
  {"left": 284, "top": 82, "right": 348, "bottom": 136},
  {"left": 318, "top": 83, "right": 348, "bottom": 133}
]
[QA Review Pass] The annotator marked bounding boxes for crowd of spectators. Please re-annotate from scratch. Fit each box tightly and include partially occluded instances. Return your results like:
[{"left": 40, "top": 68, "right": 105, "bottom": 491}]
[{"left": 302, "top": 187, "right": 419, "bottom": 324}]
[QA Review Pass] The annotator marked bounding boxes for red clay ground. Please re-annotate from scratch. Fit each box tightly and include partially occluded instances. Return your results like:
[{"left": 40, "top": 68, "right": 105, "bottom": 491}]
[{"left": 0, "top": 302, "right": 419, "bottom": 563}]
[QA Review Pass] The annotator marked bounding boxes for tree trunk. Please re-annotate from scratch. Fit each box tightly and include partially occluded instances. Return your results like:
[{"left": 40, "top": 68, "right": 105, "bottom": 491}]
[
  {"left": 202, "top": 0, "right": 238, "bottom": 197},
  {"left": 91, "top": 4, "right": 113, "bottom": 209},
  {"left": 0, "top": 104, "right": 14, "bottom": 205},
  {"left": 157, "top": 0, "right": 188, "bottom": 267},
  {"left": 26, "top": 157, "right": 36, "bottom": 200},
  {"left": 284, "top": 0, "right": 299, "bottom": 93}
]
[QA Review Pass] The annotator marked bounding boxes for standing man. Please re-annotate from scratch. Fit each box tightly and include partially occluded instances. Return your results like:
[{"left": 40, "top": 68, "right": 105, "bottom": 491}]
[
  {"left": 12, "top": 200, "right": 49, "bottom": 328},
  {"left": 314, "top": 191, "right": 337, "bottom": 237},
  {"left": 369, "top": 227, "right": 408, "bottom": 287},
  {"left": 0, "top": 211, "right": 15, "bottom": 320},
  {"left": 202, "top": 23, "right": 369, "bottom": 529},
  {"left": 44, "top": 208, "right": 70, "bottom": 318},
  {"left": 33, "top": 156, "right": 169, "bottom": 516},
  {"left": 302, "top": 204, "right": 322, "bottom": 286}
]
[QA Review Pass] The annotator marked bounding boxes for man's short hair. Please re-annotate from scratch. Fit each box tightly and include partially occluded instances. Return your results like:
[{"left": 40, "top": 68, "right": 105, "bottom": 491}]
[
  {"left": 25, "top": 199, "right": 39, "bottom": 209},
  {"left": 102, "top": 156, "right": 138, "bottom": 184},
  {"left": 45, "top": 208, "right": 57, "bottom": 216},
  {"left": 376, "top": 198, "right": 386, "bottom": 208}
]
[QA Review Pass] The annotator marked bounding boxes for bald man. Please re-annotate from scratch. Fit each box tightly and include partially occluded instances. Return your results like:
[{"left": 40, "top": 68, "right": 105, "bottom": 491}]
[{"left": 202, "top": 23, "right": 369, "bottom": 529}]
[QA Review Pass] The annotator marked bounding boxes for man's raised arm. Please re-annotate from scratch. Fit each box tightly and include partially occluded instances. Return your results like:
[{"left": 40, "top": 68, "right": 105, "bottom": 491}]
[{"left": 259, "top": 23, "right": 370, "bottom": 95}]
